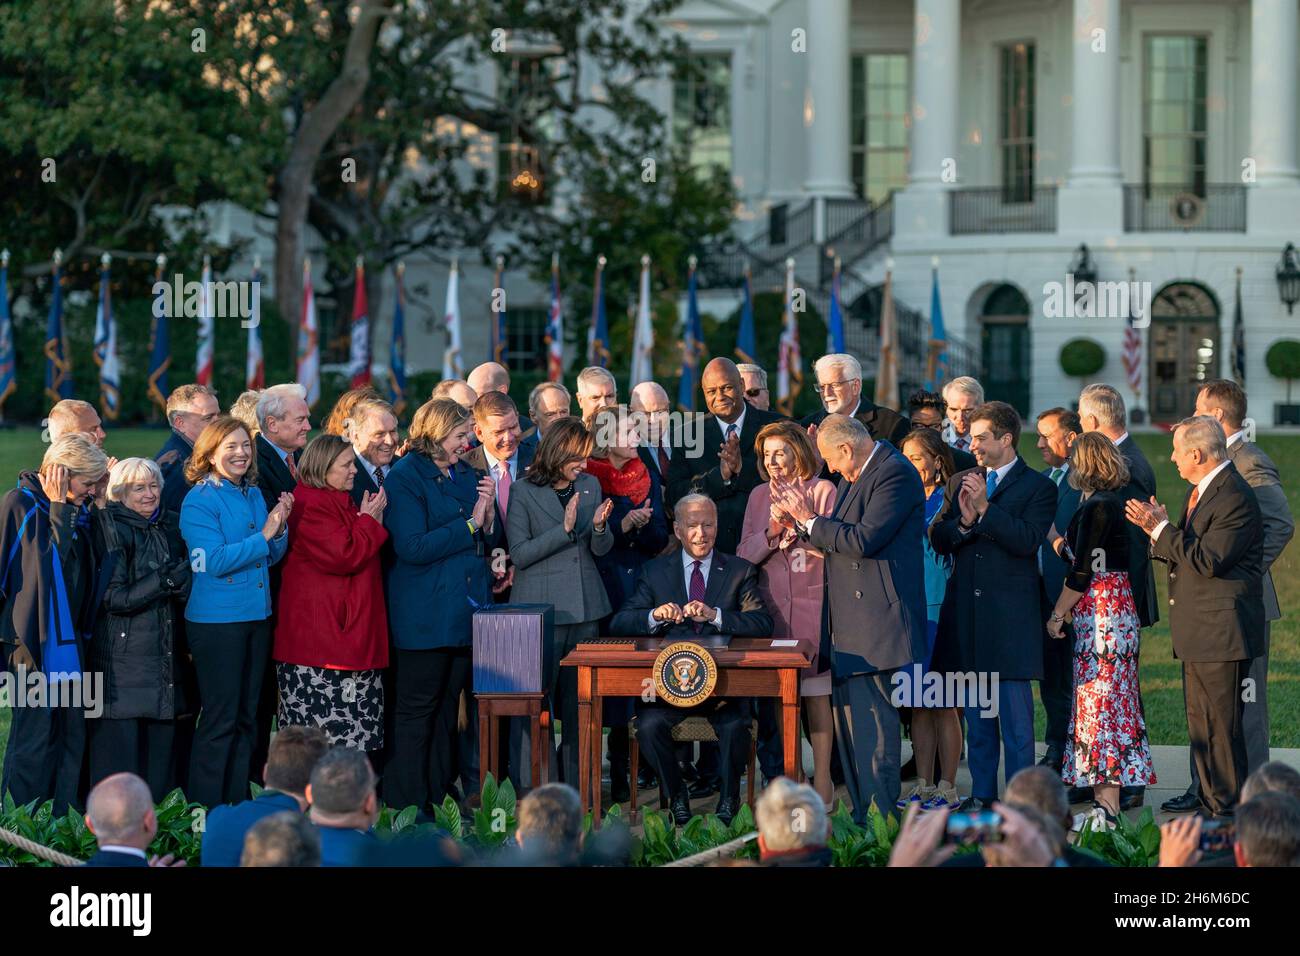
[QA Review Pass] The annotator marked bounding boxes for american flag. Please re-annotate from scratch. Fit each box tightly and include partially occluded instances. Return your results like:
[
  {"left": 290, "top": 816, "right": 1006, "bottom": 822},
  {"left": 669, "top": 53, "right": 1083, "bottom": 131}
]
[
  {"left": 545, "top": 254, "right": 563, "bottom": 381},
  {"left": 776, "top": 258, "right": 802, "bottom": 415},
  {"left": 1122, "top": 309, "right": 1142, "bottom": 394}
]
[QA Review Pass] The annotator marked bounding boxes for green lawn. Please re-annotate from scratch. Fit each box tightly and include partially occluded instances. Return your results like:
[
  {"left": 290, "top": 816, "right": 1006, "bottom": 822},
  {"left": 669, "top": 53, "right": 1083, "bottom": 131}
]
[{"left": 1, "top": 428, "right": 1297, "bottom": 770}]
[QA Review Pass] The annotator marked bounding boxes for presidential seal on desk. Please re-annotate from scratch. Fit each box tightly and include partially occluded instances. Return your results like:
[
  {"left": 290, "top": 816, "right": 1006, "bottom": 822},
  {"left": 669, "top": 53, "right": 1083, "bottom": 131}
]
[{"left": 652, "top": 642, "right": 718, "bottom": 707}]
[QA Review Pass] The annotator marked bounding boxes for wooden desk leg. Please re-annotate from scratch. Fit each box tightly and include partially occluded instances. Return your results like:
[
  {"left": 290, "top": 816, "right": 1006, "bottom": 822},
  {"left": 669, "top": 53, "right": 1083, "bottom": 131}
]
[
  {"left": 577, "top": 666, "right": 593, "bottom": 815},
  {"left": 591, "top": 691, "right": 604, "bottom": 829},
  {"left": 529, "top": 702, "right": 542, "bottom": 793},
  {"left": 779, "top": 668, "right": 800, "bottom": 781},
  {"left": 478, "top": 701, "right": 490, "bottom": 794}
]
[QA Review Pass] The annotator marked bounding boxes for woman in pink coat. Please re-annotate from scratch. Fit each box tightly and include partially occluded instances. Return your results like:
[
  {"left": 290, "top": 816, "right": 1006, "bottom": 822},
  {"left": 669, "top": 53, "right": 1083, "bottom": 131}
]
[{"left": 738, "top": 420, "right": 837, "bottom": 805}]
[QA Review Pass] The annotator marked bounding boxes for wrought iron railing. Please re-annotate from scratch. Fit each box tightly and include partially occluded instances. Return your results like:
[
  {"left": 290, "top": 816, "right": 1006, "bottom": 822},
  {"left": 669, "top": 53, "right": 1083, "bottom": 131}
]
[
  {"left": 950, "top": 185, "right": 1058, "bottom": 234},
  {"left": 1122, "top": 184, "right": 1246, "bottom": 232}
]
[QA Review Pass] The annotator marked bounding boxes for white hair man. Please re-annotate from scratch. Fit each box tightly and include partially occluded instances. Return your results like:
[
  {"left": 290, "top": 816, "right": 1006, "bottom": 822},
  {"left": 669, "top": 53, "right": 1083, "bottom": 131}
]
[
  {"left": 255, "top": 383, "right": 312, "bottom": 507},
  {"left": 528, "top": 381, "right": 572, "bottom": 439},
  {"left": 803, "top": 353, "right": 911, "bottom": 448},
  {"left": 345, "top": 397, "right": 399, "bottom": 504},
  {"left": 1125, "top": 415, "right": 1264, "bottom": 819},
  {"left": 156, "top": 384, "right": 220, "bottom": 513},
  {"left": 630, "top": 381, "right": 673, "bottom": 482},
  {"left": 737, "top": 364, "right": 770, "bottom": 411},
  {"left": 755, "top": 777, "right": 831, "bottom": 866},
  {"left": 940, "top": 376, "right": 984, "bottom": 452},
  {"left": 575, "top": 366, "right": 617, "bottom": 423}
]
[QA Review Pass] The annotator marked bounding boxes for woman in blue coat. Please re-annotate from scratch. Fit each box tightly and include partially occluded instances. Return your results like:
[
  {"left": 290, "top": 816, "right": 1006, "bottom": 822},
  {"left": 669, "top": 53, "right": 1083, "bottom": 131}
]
[
  {"left": 383, "top": 398, "right": 499, "bottom": 813},
  {"left": 179, "top": 417, "right": 291, "bottom": 808}
]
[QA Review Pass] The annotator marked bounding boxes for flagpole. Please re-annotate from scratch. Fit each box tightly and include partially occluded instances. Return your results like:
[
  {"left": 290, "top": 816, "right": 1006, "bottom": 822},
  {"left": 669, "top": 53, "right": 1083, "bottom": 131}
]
[
  {"left": 0, "top": 248, "right": 13, "bottom": 421},
  {"left": 493, "top": 254, "right": 506, "bottom": 366}
]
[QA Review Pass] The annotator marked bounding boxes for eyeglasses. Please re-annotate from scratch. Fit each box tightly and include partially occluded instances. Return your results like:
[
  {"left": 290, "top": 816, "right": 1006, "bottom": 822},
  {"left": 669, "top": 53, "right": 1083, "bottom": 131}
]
[
  {"left": 813, "top": 379, "right": 858, "bottom": 396},
  {"left": 745, "top": 388, "right": 766, "bottom": 398}
]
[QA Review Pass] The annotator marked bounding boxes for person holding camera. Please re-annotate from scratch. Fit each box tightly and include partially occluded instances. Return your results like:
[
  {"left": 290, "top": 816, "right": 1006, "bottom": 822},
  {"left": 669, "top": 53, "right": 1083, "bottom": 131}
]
[{"left": 1046, "top": 433, "right": 1155, "bottom": 829}]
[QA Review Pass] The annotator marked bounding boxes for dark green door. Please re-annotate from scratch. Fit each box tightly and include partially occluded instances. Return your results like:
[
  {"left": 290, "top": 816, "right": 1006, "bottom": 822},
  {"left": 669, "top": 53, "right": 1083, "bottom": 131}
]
[{"left": 981, "top": 319, "right": 1031, "bottom": 416}]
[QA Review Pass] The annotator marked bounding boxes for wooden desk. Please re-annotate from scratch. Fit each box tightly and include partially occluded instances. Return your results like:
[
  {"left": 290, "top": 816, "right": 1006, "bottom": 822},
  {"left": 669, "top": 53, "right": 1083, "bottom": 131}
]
[{"left": 560, "top": 638, "right": 812, "bottom": 825}]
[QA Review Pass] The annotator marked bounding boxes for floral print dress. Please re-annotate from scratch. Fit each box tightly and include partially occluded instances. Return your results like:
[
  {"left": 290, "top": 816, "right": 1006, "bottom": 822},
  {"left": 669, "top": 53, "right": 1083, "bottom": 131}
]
[{"left": 1059, "top": 492, "right": 1156, "bottom": 787}]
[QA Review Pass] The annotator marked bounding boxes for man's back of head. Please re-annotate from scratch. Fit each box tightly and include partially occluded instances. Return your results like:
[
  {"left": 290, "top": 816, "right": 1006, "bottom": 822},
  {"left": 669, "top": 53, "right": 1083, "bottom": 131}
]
[
  {"left": 516, "top": 783, "right": 583, "bottom": 865},
  {"left": 241, "top": 811, "right": 321, "bottom": 867},
  {"left": 1235, "top": 792, "right": 1300, "bottom": 867},
  {"left": 755, "top": 777, "right": 828, "bottom": 856},
  {"left": 265, "top": 725, "right": 330, "bottom": 801},
  {"left": 86, "top": 772, "right": 156, "bottom": 850},
  {"left": 307, "top": 747, "right": 377, "bottom": 824},
  {"left": 1242, "top": 760, "right": 1300, "bottom": 804},
  {"left": 1005, "top": 766, "right": 1071, "bottom": 830}
]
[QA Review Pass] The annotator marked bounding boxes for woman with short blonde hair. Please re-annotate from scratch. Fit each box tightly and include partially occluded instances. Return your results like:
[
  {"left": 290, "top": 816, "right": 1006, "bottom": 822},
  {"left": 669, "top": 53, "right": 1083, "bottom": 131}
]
[
  {"left": 1050, "top": 431, "right": 1154, "bottom": 828},
  {"left": 405, "top": 398, "right": 472, "bottom": 463}
]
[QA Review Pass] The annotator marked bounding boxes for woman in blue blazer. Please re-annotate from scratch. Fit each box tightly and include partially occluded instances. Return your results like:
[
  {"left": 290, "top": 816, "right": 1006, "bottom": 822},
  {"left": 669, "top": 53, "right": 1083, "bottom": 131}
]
[
  {"left": 383, "top": 398, "right": 499, "bottom": 813},
  {"left": 179, "top": 417, "right": 291, "bottom": 808}
]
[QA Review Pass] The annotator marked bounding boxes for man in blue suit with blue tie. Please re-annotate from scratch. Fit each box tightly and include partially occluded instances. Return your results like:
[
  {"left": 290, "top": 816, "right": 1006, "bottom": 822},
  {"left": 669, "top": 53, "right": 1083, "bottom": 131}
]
[
  {"left": 773, "top": 414, "right": 927, "bottom": 822},
  {"left": 930, "top": 402, "right": 1057, "bottom": 809},
  {"left": 1034, "top": 408, "right": 1082, "bottom": 774}
]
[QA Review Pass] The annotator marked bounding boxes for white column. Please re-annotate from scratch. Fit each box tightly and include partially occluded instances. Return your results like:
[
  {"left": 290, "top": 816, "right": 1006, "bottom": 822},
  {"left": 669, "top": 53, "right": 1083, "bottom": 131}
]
[
  {"left": 908, "top": 0, "right": 961, "bottom": 190},
  {"left": 1067, "top": 0, "right": 1121, "bottom": 185},
  {"left": 894, "top": 0, "right": 960, "bottom": 238},
  {"left": 1058, "top": 0, "right": 1123, "bottom": 233},
  {"left": 803, "top": 0, "right": 855, "bottom": 200},
  {"left": 1251, "top": 0, "right": 1299, "bottom": 187}
]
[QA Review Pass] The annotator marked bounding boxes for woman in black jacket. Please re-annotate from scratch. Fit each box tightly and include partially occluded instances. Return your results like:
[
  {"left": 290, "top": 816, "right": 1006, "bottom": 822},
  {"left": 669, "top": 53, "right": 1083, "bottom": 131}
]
[{"left": 92, "top": 457, "right": 193, "bottom": 801}]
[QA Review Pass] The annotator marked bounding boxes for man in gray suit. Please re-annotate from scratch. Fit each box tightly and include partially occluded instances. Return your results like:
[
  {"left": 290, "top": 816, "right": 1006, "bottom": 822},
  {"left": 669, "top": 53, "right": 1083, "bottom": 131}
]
[{"left": 1158, "top": 381, "right": 1297, "bottom": 813}]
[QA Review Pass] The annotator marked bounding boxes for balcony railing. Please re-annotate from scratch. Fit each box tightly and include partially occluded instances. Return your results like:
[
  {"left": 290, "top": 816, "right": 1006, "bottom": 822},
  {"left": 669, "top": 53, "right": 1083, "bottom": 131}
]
[
  {"left": 826, "top": 193, "right": 895, "bottom": 258},
  {"left": 950, "top": 185, "right": 1058, "bottom": 234},
  {"left": 1122, "top": 184, "right": 1246, "bottom": 232}
]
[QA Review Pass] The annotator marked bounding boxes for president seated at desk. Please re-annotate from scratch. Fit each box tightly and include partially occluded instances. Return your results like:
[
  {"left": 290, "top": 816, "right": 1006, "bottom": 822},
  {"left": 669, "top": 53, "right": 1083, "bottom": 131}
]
[{"left": 609, "top": 494, "right": 772, "bottom": 825}]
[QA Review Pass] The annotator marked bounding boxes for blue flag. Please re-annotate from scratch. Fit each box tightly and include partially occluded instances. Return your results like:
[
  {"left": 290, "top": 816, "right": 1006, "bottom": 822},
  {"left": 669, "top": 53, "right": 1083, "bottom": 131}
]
[
  {"left": 735, "top": 268, "right": 756, "bottom": 364},
  {"left": 147, "top": 258, "right": 171, "bottom": 413},
  {"left": 678, "top": 263, "right": 704, "bottom": 411},
  {"left": 828, "top": 260, "right": 845, "bottom": 353},
  {"left": 0, "top": 252, "right": 15, "bottom": 413},
  {"left": 44, "top": 260, "right": 72, "bottom": 403},
  {"left": 390, "top": 264, "right": 408, "bottom": 417},
  {"left": 588, "top": 260, "right": 610, "bottom": 368},
  {"left": 925, "top": 265, "right": 949, "bottom": 391}
]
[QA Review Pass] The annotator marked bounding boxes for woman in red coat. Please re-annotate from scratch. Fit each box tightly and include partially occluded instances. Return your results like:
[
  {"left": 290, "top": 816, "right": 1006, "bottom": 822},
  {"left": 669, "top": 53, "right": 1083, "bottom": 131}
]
[{"left": 273, "top": 434, "right": 389, "bottom": 752}]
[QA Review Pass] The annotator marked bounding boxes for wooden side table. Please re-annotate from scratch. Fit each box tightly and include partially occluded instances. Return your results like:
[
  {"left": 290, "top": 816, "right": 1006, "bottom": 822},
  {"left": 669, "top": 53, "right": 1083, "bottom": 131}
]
[{"left": 476, "top": 692, "right": 549, "bottom": 791}]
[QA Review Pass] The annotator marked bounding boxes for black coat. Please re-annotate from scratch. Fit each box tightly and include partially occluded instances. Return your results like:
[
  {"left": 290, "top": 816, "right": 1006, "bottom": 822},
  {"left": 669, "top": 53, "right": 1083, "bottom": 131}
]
[
  {"left": 609, "top": 550, "right": 772, "bottom": 638},
  {"left": 664, "top": 406, "right": 785, "bottom": 554},
  {"left": 1152, "top": 463, "right": 1265, "bottom": 663},
  {"left": 803, "top": 402, "right": 912, "bottom": 483},
  {"left": 91, "top": 503, "right": 192, "bottom": 720},
  {"left": 255, "top": 434, "right": 298, "bottom": 511},
  {"left": 154, "top": 430, "right": 194, "bottom": 515},
  {"left": 929, "top": 458, "right": 1058, "bottom": 680},
  {"left": 0, "top": 473, "right": 102, "bottom": 670},
  {"left": 1040, "top": 467, "right": 1084, "bottom": 606},
  {"left": 1117, "top": 434, "right": 1159, "bottom": 627}
]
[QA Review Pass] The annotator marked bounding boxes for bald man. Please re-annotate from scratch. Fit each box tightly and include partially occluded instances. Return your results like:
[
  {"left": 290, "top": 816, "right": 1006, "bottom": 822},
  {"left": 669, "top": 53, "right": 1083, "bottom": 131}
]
[
  {"left": 466, "top": 362, "right": 536, "bottom": 448},
  {"left": 631, "top": 381, "right": 673, "bottom": 485},
  {"left": 84, "top": 772, "right": 182, "bottom": 867},
  {"left": 47, "top": 399, "right": 106, "bottom": 447},
  {"left": 431, "top": 379, "right": 478, "bottom": 411}
]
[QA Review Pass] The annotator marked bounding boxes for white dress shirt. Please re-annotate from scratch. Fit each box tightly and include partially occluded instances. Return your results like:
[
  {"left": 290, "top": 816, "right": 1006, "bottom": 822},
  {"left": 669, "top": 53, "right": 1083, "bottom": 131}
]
[
  {"left": 1151, "top": 459, "right": 1232, "bottom": 541},
  {"left": 957, "top": 456, "right": 1017, "bottom": 535},
  {"left": 648, "top": 549, "right": 724, "bottom": 630},
  {"left": 1111, "top": 431, "right": 1130, "bottom": 447},
  {"left": 483, "top": 448, "right": 519, "bottom": 507},
  {"left": 98, "top": 845, "right": 148, "bottom": 860},
  {"left": 356, "top": 452, "right": 386, "bottom": 486},
  {"left": 715, "top": 406, "right": 747, "bottom": 443},
  {"left": 1227, "top": 429, "right": 1245, "bottom": 448}
]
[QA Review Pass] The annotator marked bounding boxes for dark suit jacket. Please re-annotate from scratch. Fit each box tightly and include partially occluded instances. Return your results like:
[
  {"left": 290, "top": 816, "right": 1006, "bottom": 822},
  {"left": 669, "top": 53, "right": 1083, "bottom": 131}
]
[
  {"left": 155, "top": 430, "right": 194, "bottom": 514},
  {"left": 1117, "top": 434, "right": 1159, "bottom": 627},
  {"left": 930, "top": 457, "right": 1058, "bottom": 680},
  {"left": 950, "top": 445, "right": 978, "bottom": 473},
  {"left": 83, "top": 848, "right": 150, "bottom": 867},
  {"left": 318, "top": 825, "right": 379, "bottom": 867},
  {"left": 665, "top": 406, "right": 785, "bottom": 554},
  {"left": 348, "top": 458, "right": 383, "bottom": 508},
  {"left": 801, "top": 400, "right": 911, "bottom": 446},
  {"left": 1228, "top": 439, "right": 1295, "bottom": 621},
  {"left": 462, "top": 441, "right": 537, "bottom": 538},
  {"left": 255, "top": 434, "right": 299, "bottom": 510},
  {"left": 638, "top": 444, "right": 673, "bottom": 486},
  {"left": 609, "top": 550, "right": 772, "bottom": 638},
  {"left": 200, "top": 790, "right": 301, "bottom": 867},
  {"left": 1040, "top": 465, "right": 1084, "bottom": 606},
  {"left": 805, "top": 440, "right": 927, "bottom": 677},
  {"left": 1151, "top": 462, "right": 1265, "bottom": 663}
]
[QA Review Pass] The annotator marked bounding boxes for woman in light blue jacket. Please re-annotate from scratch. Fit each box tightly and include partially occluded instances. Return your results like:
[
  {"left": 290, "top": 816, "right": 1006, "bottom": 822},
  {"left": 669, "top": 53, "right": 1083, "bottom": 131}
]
[{"left": 179, "top": 416, "right": 290, "bottom": 807}]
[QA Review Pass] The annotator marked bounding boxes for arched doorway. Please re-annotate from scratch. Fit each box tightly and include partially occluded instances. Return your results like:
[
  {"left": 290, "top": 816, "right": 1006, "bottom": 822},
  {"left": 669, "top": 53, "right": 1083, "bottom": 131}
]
[
  {"left": 1149, "top": 282, "right": 1220, "bottom": 423},
  {"left": 978, "top": 284, "right": 1031, "bottom": 416}
]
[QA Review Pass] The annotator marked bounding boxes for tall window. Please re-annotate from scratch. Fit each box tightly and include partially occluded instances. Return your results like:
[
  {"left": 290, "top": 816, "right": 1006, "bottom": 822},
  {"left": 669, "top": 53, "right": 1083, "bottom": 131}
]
[
  {"left": 498, "top": 56, "right": 553, "bottom": 202},
  {"left": 1144, "top": 36, "right": 1208, "bottom": 194},
  {"left": 851, "top": 53, "right": 909, "bottom": 204},
  {"left": 673, "top": 53, "right": 732, "bottom": 174},
  {"left": 999, "top": 42, "right": 1035, "bottom": 203},
  {"left": 504, "top": 307, "right": 548, "bottom": 375}
]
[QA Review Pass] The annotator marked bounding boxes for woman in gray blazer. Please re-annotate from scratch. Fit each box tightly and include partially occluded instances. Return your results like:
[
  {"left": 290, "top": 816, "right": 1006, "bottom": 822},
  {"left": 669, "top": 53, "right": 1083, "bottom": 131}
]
[{"left": 506, "top": 416, "right": 614, "bottom": 786}]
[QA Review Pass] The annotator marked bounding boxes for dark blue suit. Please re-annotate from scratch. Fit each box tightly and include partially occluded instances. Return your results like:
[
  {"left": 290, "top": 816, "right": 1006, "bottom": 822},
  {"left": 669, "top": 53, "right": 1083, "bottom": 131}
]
[
  {"left": 317, "top": 825, "right": 379, "bottom": 867},
  {"left": 930, "top": 457, "right": 1057, "bottom": 801},
  {"left": 83, "top": 848, "right": 150, "bottom": 867},
  {"left": 1039, "top": 465, "right": 1082, "bottom": 760},
  {"left": 804, "top": 440, "right": 927, "bottom": 821},
  {"left": 155, "top": 430, "right": 194, "bottom": 515},
  {"left": 200, "top": 789, "right": 300, "bottom": 866}
]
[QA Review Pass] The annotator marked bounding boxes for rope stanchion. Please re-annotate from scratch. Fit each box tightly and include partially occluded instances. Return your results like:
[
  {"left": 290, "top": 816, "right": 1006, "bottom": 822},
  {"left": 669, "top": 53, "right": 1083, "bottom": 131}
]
[
  {"left": 661, "top": 831, "right": 757, "bottom": 867},
  {"left": 0, "top": 825, "right": 85, "bottom": 866}
]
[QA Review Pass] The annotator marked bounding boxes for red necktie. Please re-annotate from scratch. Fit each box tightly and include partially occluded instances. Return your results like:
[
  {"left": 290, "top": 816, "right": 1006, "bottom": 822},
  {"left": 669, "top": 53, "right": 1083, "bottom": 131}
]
[
  {"left": 657, "top": 445, "right": 669, "bottom": 477},
  {"left": 286, "top": 454, "right": 298, "bottom": 481}
]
